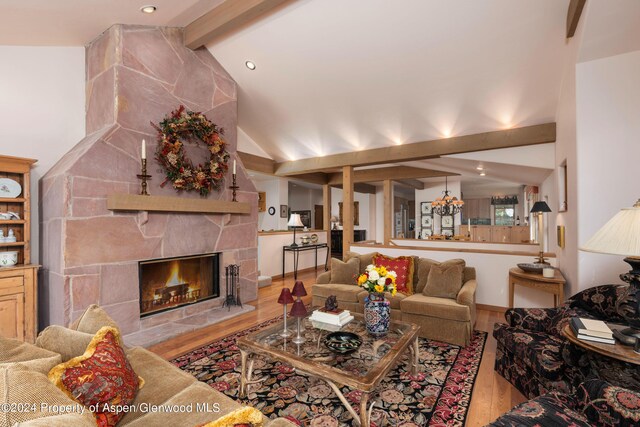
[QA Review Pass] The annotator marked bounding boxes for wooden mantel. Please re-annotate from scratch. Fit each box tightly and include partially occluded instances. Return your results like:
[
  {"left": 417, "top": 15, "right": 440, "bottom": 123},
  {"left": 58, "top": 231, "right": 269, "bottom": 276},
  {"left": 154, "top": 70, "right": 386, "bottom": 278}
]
[{"left": 107, "top": 194, "right": 251, "bottom": 214}]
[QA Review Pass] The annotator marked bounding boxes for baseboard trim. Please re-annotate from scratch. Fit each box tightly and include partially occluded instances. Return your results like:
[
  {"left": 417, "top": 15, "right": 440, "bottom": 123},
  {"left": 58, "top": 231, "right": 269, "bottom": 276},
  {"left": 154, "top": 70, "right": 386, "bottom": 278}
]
[
  {"left": 477, "top": 303, "right": 507, "bottom": 313},
  {"left": 273, "top": 266, "right": 328, "bottom": 280}
]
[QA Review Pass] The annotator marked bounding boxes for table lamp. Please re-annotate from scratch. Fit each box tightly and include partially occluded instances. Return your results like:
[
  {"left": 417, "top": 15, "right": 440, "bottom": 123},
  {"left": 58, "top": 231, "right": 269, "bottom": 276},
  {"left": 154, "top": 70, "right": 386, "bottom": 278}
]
[
  {"left": 580, "top": 200, "right": 640, "bottom": 345},
  {"left": 330, "top": 215, "right": 339, "bottom": 230},
  {"left": 277, "top": 288, "right": 294, "bottom": 337},
  {"left": 287, "top": 213, "right": 304, "bottom": 247},
  {"left": 290, "top": 300, "right": 308, "bottom": 344},
  {"left": 291, "top": 280, "right": 307, "bottom": 299},
  {"left": 530, "top": 201, "right": 552, "bottom": 264}
]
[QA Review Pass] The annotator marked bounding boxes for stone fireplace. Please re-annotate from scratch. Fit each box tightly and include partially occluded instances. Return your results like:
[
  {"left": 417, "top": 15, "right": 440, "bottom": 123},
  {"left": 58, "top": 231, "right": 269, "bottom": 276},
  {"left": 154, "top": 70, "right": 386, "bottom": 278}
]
[
  {"left": 40, "top": 24, "right": 258, "bottom": 345},
  {"left": 139, "top": 253, "right": 220, "bottom": 317}
]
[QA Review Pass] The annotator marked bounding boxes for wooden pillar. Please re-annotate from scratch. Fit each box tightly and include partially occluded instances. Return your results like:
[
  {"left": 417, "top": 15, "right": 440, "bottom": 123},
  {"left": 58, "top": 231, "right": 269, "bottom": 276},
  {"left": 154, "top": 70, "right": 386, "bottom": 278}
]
[
  {"left": 342, "top": 166, "right": 354, "bottom": 258},
  {"left": 322, "top": 184, "right": 332, "bottom": 253},
  {"left": 383, "top": 179, "right": 393, "bottom": 244}
]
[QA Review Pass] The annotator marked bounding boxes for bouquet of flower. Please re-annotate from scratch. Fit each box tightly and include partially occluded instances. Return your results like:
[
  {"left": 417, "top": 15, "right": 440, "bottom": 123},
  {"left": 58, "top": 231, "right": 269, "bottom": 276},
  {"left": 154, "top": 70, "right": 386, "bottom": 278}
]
[{"left": 357, "top": 264, "right": 397, "bottom": 296}]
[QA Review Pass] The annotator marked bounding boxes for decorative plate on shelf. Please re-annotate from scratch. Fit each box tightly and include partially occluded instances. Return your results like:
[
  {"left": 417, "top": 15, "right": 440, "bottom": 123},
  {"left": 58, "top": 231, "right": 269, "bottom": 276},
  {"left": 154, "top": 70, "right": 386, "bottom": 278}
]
[
  {"left": 324, "top": 331, "right": 362, "bottom": 354},
  {"left": 310, "top": 233, "right": 318, "bottom": 243},
  {"left": 0, "top": 178, "right": 21, "bottom": 198}
]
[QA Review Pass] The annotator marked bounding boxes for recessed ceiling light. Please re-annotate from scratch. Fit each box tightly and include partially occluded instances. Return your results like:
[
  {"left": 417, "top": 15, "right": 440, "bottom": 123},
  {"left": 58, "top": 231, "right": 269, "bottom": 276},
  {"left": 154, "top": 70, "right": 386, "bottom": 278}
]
[
  {"left": 476, "top": 165, "right": 484, "bottom": 171},
  {"left": 479, "top": 171, "right": 486, "bottom": 177},
  {"left": 245, "top": 60, "right": 256, "bottom": 70},
  {"left": 140, "top": 5, "right": 157, "bottom": 13}
]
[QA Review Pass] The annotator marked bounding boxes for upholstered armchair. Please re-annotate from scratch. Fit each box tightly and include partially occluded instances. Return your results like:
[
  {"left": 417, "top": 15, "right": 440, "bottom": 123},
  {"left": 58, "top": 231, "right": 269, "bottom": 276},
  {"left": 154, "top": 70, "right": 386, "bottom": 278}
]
[
  {"left": 488, "top": 379, "right": 640, "bottom": 427},
  {"left": 493, "top": 284, "right": 635, "bottom": 399}
]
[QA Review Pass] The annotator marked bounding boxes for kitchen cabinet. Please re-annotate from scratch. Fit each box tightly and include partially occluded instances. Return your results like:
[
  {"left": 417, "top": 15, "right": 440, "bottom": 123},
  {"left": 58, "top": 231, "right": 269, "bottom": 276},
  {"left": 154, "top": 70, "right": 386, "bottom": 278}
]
[
  {"left": 491, "top": 226, "right": 512, "bottom": 243},
  {"left": 510, "top": 226, "right": 531, "bottom": 243},
  {"left": 471, "top": 225, "right": 492, "bottom": 242}
]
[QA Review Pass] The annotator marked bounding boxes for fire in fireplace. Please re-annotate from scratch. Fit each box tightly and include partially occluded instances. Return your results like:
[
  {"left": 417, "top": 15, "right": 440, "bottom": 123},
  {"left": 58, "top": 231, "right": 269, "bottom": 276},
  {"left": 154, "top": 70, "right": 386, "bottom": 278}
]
[{"left": 139, "top": 253, "right": 220, "bottom": 317}]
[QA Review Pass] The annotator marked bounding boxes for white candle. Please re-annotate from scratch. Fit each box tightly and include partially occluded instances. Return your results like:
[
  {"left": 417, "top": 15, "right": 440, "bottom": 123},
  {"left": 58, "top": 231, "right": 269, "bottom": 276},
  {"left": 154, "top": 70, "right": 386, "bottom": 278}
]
[
  {"left": 233, "top": 160, "right": 236, "bottom": 175},
  {"left": 141, "top": 139, "right": 146, "bottom": 159}
]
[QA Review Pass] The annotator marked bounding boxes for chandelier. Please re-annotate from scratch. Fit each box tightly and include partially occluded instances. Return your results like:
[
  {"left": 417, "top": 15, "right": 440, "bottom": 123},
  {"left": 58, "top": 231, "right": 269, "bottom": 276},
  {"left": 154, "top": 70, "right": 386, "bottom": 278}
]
[{"left": 432, "top": 177, "right": 464, "bottom": 216}]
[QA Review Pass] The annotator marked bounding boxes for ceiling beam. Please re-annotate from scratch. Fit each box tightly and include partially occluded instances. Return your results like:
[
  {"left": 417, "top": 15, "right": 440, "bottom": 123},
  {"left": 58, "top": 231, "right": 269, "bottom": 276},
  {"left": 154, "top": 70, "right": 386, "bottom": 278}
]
[
  {"left": 394, "top": 179, "right": 425, "bottom": 190},
  {"left": 326, "top": 166, "right": 456, "bottom": 185},
  {"left": 567, "top": 0, "right": 587, "bottom": 38},
  {"left": 237, "top": 151, "right": 274, "bottom": 174},
  {"left": 275, "top": 123, "right": 556, "bottom": 176},
  {"left": 185, "top": 0, "right": 292, "bottom": 49},
  {"left": 237, "top": 151, "right": 328, "bottom": 185},
  {"left": 331, "top": 183, "right": 377, "bottom": 195}
]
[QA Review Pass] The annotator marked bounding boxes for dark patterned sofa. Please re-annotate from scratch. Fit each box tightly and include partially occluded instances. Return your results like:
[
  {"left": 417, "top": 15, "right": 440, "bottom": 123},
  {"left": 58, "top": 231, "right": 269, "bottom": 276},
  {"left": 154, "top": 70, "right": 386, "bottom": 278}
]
[
  {"left": 487, "top": 379, "right": 640, "bottom": 426},
  {"left": 493, "top": 284, "right": 640, "bottom": 399}
]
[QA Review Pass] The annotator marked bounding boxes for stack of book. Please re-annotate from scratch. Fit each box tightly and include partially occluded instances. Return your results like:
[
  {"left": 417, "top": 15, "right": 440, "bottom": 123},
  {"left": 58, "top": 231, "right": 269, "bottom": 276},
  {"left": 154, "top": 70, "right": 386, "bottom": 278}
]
[
  {"left": 569, "top": 317, "right": 615, "bottom": 344},
  {"left": 310, "top": 308, "right": 354, "bottom": 331}
]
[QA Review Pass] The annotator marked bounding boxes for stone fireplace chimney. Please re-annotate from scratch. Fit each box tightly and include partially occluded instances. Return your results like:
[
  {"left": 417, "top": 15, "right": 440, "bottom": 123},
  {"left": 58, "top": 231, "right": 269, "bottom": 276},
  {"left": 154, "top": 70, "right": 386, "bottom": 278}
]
[{"left": 40, "top": 25, "right": 258, "bottom": 338}]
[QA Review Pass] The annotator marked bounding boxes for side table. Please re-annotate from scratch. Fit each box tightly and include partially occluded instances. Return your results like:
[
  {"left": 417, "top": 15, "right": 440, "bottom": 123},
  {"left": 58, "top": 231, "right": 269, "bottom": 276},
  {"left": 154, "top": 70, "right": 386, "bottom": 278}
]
[
  {"left": 562, "top": 324, "right": 640, "bottom": 365},
  {"left": 509, "top": 267, "right": 565, "bottom": 308}
]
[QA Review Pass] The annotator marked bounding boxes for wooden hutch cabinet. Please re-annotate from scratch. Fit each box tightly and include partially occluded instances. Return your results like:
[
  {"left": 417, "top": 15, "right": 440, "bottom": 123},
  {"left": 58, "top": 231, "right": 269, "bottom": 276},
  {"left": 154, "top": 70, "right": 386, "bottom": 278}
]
[{"left": 0, "top": 155, "right": 38, "bottom": 342}]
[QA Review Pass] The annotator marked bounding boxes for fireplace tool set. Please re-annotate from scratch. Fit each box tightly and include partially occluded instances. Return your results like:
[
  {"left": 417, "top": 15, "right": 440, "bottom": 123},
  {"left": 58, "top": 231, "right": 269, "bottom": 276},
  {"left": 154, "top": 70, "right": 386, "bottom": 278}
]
[{"left": 223, "top": 264, "right": 241, "bottom": 310}]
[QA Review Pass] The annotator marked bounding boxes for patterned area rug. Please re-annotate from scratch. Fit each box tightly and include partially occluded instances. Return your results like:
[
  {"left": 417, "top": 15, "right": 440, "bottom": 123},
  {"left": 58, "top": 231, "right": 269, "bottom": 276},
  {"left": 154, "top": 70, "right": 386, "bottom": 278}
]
[{"left": 172, "top": 316, "right": 487, "bottom": 427}]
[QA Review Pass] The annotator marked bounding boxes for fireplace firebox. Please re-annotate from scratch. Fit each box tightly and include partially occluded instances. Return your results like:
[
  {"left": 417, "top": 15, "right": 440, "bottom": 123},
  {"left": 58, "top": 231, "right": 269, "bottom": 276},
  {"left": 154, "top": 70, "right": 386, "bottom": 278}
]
[{"left": 139, "top": 253, "right": 220, "bottom": 317}]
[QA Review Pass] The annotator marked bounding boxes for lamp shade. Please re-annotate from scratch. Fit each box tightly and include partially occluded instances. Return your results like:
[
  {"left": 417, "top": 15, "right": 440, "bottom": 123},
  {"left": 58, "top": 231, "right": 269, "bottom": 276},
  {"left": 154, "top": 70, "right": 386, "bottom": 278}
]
[
  {"left": 291, "top": 280, "right": 307, "bottom": 297},
  {"left": 277, "top": 288, "right": 294, "bottom": 304},
  {"left": 330, "top": 215, "right": 338, "bottom": 222},
  {"left": 287, "top": 214, "right": 304, "bottom": 228},
  {"left": 530, "top": 201, "right": 552, "bottom": 213},
  {"left": 289, "top": 300, "right": 308, "bottom": 317},
  {"left": 580, "top": 201, "right": 640, "bottom": 257}
]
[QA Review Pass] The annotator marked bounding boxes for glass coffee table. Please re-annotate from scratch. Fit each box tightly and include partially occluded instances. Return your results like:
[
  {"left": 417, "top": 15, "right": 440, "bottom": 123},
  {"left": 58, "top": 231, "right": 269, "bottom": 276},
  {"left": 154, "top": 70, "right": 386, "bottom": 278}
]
[{"left": 237, "top": 312, "right": 420, "bottom": 426}]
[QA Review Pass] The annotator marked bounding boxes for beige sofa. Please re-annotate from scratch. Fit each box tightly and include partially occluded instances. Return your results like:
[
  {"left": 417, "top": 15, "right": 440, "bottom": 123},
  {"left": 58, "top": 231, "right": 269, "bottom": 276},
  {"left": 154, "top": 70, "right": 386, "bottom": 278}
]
[
  {"left": 312, "top": 252, "right": 477, "bottom": 346},
  {"left": 0, "top": 305, "right": 294, "bottom": 427}
]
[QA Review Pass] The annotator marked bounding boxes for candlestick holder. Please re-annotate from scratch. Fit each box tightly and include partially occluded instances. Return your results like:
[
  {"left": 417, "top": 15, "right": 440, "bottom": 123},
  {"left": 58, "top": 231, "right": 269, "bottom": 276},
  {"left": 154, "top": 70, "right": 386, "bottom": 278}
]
[
  {"left": 137, "top": 159, "right": 152, "bottom": 196},
  {"left": 229, "top": 173, "right": 239, "bottom": 202}
]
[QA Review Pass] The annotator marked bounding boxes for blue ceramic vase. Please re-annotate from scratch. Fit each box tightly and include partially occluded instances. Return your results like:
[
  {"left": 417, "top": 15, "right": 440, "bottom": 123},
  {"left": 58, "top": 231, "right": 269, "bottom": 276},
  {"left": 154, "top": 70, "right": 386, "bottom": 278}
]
[{"left": 364, "top": 293, "right": 390, "bottom": 336}]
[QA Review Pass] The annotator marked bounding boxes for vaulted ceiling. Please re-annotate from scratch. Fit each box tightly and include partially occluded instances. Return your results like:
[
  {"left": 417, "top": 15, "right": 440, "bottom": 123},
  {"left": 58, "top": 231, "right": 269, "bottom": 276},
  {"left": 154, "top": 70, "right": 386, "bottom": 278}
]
[{"left": 207, "top": 0, "right": 570, "bottom": 162}]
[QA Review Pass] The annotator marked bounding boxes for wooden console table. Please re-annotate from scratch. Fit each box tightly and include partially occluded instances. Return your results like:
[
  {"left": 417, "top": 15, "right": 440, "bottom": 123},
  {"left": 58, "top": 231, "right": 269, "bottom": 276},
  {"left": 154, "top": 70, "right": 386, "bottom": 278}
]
[{"left": 509, "top": 267, "right": 565, "bottom": 308}]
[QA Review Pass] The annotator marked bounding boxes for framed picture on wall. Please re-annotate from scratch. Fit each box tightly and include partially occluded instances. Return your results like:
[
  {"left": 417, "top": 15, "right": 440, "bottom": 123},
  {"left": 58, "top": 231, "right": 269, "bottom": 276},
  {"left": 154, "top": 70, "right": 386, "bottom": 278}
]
[
  {"left": 441, "top": 215, "right": 454, "bottom": 228},
  {"left": 280, "top": 205, "right": 288, "bottom": 218},
  {"left": 420, "top": 202, "right": 432, "bottom": 215},
  {"left": 421, "top": 215, "right": 432, "bottom": 228},
  {"left": 338, "top": 201, "right": 359, "bottom": 226},
  {"left": 442, "top": 228, "right": 454, "bottom": 237}
]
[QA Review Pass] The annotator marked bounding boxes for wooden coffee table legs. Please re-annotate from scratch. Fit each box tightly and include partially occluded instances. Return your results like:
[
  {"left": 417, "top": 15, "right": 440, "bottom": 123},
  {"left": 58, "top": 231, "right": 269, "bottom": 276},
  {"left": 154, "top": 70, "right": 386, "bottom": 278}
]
[
  {"left": 239, "top": 338, "right": 421, "bottom": 426},
  {"left": 239, "top": 349, "right": 266, "bottom": 398}
]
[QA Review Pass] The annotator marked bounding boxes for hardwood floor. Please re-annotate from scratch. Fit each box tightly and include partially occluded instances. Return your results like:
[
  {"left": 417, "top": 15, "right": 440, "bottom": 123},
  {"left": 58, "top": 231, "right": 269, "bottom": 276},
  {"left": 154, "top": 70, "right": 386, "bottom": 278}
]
[{"left": 149, "top": 270, "right": 526, "bottom": 426}]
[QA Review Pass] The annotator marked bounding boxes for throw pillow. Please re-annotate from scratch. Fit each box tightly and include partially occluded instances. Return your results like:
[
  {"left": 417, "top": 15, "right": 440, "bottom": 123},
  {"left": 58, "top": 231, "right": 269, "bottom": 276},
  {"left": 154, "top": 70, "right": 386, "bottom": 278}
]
[
  {"left": 69, "top": 304, "right": 120, "bottom": 335},
  {"left": 197, "top": 407, "right": 264, "bottom": 427},
  {"left": 416, "top": 258, "right": 466, "bottom": 293},
  {"left": 372, "top": 254, "right": 415, "bottom": 295},
  {"left": 1, "top": 364, "right": 97, "bottom": 426},
  {"left": 423, "top": 263, "right": 465, "bottom": 299},
  {"left": 48, "top": 326, "right": 144, "bottom": 427},
  {"left": 344, "top": 251, "right": 378, "bottom": 274},
  {"left": 329, "top": 257, "right": 360, "bottom": 285}
]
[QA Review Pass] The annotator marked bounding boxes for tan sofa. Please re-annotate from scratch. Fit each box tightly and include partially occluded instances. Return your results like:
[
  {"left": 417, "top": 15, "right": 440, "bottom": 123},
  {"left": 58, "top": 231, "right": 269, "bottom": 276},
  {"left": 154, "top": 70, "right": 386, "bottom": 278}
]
[
  {"left": 0, "top": 305, "right": 294, "bottom": 427},
  {"left": 312, "top": 252, "right": 477, "bottom": 346}
]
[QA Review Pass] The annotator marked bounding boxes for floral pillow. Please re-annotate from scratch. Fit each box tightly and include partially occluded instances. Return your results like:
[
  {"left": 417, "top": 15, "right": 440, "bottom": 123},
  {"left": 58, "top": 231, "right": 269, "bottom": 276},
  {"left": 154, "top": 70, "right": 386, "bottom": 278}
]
[
  {"left": 372, "top": 254, "right": 415, "bottom": 295},
  {"left": 48, "top": 326, "right": 143, "bottom": 427}
]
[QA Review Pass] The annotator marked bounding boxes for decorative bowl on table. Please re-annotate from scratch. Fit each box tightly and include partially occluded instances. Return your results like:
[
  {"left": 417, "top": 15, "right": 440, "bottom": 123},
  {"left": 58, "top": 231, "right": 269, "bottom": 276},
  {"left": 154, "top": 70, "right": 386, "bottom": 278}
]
[
  {"left": 0, "top": 251, "right": 18, "bottom": 267},
  {"left": 517, "top": 263, "right": 549, "bottom": 274},
  {"left": 324, "top": 331, "right": 362, "bottom": 354}
]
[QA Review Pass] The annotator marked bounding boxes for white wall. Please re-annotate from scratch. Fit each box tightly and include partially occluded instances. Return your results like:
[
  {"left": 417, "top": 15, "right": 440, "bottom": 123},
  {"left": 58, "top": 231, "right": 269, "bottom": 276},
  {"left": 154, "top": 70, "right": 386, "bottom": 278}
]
[
  {"left": 576, "top": 49, "right": 640, "bottom": 288},
  {"left": 255, "top": 177, "right": 289, "bottom": 231},
  {"left": 258, "top": 231, "right": 329, "bottom": 278},
  {"left": 0, "top": 46, "right": 86, "bottom": 263}
]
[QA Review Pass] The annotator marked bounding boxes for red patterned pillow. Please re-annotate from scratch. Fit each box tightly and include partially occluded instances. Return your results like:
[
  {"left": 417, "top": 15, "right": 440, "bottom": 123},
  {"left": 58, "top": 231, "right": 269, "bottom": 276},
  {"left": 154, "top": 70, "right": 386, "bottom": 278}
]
[
  {"left": 373, "top": 254, "right": 415, "bottom": 295},
  {"left": 48, "top": 326, "right": 143, "bottom": 427}
]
